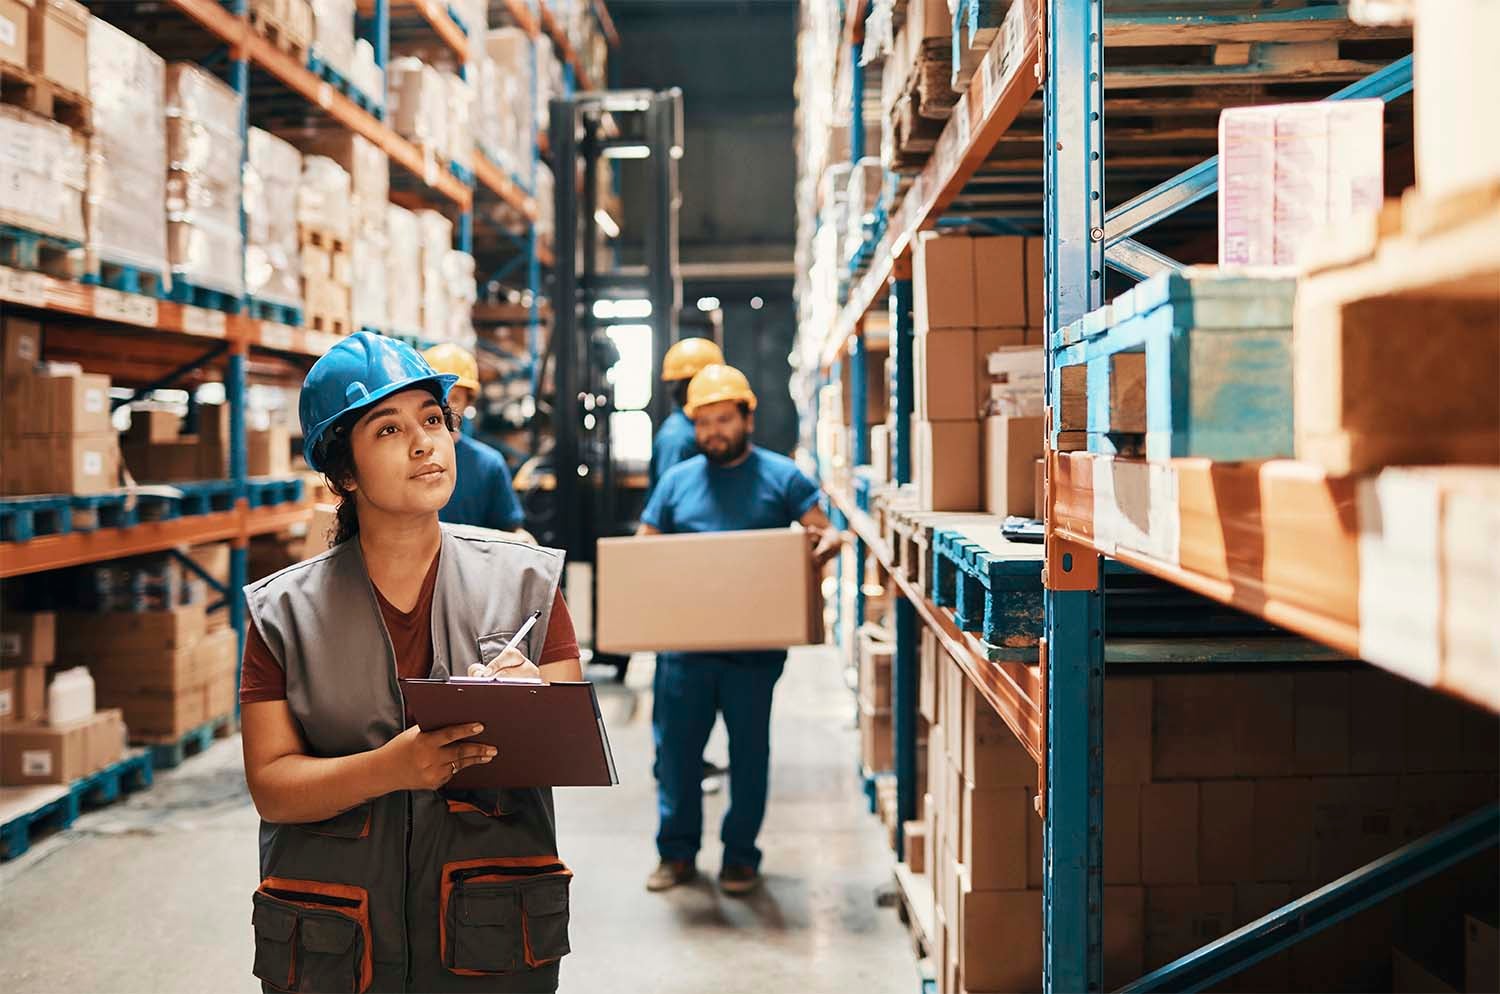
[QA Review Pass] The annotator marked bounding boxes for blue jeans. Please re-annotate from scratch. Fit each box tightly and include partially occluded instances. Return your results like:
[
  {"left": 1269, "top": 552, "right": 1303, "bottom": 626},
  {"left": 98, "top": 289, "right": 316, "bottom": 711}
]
[{"left": 653, "top": 651, "right": 786, "bottom": 871}]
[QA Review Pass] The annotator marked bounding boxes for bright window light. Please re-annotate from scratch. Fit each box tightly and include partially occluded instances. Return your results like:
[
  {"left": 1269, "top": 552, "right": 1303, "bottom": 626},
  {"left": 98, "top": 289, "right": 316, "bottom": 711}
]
[
  {"left": 695, "top": 296, "right": 720, "bottom": 312},
  {"left": 602, "top": 145, "right": 651, "bottom": 159},
  {"left": 605, "top": 323, "right": 653, "bottom": 411},
  {"left": 611, "top": 410, "right": 653, "bottom": 466},
  {"left": 594, "top": 209, "right": 621, "bottom": 238},
  {"left": 592, "top": 297, "right": 652, "bottom": 320}
]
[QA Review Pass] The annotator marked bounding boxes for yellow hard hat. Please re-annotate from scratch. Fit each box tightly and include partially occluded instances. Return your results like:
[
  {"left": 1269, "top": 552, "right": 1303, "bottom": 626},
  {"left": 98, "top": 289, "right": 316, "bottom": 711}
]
[
  {"left": 662, "top": 337, "right": 725, "bottom": 382},
  {"left": 684, "top": 364, "right": 757, "bottom": 419},
  {"left": 422, "top": 343, "right": 480, "bottom": 394}
]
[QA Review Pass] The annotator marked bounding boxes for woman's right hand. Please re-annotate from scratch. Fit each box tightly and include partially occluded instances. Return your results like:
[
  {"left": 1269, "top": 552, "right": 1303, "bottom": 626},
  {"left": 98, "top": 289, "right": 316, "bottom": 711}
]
[{"left": 381, "top": 723, "right": 497, "bottom": 791}]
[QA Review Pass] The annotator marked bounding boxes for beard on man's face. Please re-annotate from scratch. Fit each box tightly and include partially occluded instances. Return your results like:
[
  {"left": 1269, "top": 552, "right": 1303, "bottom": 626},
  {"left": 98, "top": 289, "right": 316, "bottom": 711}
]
[{"left": 702, "top": 429, "right": 749, "bottom": 465}]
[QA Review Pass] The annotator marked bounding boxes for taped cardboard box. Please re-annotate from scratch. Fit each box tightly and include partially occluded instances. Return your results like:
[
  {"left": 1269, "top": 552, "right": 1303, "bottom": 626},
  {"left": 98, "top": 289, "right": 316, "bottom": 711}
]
[
  {"left": 596, "top": 529, "right": 824, "bottom": 653},
  {"left": 917, "top": 419, "right": 981, "bottom": 512},
  {"left": 2, "top": 315, "right": 42, "bottom": 380},
  {"left": 100, "top": 685, "right": 206, "bottom": 739},
  {"left": 916, "top": 329, "right": 978, "bottom": 422},
  {"left": 0, "top": 664, "right": 48, "bottom": 727},
  {"left": 0, "top": 104, "right": 87, "bottom": 246},
  {"left": 983, "top": 415, "right": 1043, "bottom": 517},
  {"left": 4, "top": 432, "right": 118, "bottom": 494},
  {"left": 861, "top": 702, "right": 893, "bottom": 772},
  {"left": 0, "top": 717, "right": 90, "bottom": 784},
  {"left": 0, "top": 0, "right": 33, "bottom": 67},
  {"left": 59, "top": 602, "right": 206, "bottom": 655},
  {"left": 913, "top": 233, "right": 975, "bottom": 332},
  {"left": 28, "top": 0, "right": 87, "bottom": 94}
]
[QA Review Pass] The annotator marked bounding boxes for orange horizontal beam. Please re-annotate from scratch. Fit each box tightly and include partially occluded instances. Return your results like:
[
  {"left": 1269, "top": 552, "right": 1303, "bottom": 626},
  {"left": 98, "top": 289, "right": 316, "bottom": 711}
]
[
  {"left": 170, "top": 0, "right": 471, "bottom": 210},
  {"left": 474, "top": 155, "right": 539, "bottom": 222},
  {"left": 360, "top": 0, "right": 470, "bottom": 62},
  {"left": 538, "top": 1, "right": 594, "bottom": 90},
  {"left": 501, "top": 0, "right": 539, "bottom": 37},
  {"left": 593, "top": 0, "right": 619, "bottom": 49}
]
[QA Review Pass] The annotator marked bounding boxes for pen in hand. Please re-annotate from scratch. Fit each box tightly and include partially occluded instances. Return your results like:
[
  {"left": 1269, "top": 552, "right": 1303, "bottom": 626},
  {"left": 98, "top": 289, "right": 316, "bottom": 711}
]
[{"left": 470, "top": 610, "right": 544, "bottom": 681}]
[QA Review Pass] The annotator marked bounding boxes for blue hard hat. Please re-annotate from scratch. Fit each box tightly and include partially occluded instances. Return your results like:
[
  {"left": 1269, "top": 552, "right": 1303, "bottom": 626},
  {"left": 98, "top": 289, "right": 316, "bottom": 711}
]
[{"left": 299, "top": 332, "right": 459, "bottom": 471}]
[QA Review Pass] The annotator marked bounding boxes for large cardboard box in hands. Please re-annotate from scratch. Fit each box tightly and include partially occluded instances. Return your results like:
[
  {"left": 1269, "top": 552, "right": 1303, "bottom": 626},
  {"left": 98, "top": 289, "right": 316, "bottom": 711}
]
[{"left": 596, "top": 529, "right": 824, "bottom": 654}]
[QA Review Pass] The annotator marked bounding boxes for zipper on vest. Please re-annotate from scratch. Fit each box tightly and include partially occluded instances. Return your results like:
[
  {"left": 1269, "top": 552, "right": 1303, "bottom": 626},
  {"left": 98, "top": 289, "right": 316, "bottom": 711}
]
[{"left": 452, "top": 863, "right": 566, "bottom": 885}]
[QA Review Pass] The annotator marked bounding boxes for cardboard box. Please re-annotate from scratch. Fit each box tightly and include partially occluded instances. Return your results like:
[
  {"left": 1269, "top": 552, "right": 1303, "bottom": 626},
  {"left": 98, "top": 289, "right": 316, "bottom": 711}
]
[
  {"left": 906, "top": 819, "right": 927, "bottom": 875},
  {"left": 89, "top": 646, "right": 203, "bottom": 694},
  {"left": 1, "top": 612, "right": 55, "bottom": 667},
  {"left": 41, "top": 372, "right": 112, "bottom": 436},
  {"left": 1466, "top": 913, "right": 1499, "bottom": 994},
  {"left": 248, "top": 425, "right": 292, "bottom": 477},
  {"left": 859, "top": 628, "right": 893, "bottom": 712},
  {"left": 1198, "top": 780, "right": 1255, "bottom": 884},
  {"left": 596, "top": 529, "right": 822, "bottom": 653},
  {"left": 126, "top": 407, "right": 183, "bottom": 444},
  {"left": 0, "top": 718, "right": 90, "bottom": 784},
  {"left": 1293, "top": 671, "right": 1350, "bottom": 774},
  {"left": 919, "top": 627, "right": 939, "bottom": 724},
  {"left": 958, "top": 886, "right": 1043, "bottom": 992},
  {"left": 102, "top": 686, "right": 206, "bottom": 739},
  {"left": 46, "top": 432, "right": 119, "bottom": 494},
  {"left": 59, "top": 603, "right": 207, "bottom": 654},
  {"left": 1392, "top": 947, "right": 1460, "bottom": 994},
  {"left": 205, "top": 666, "right": 236, "bottom": 720},
  {"left": 1252, "top": 778, "right": 1317, "bottom": 882},
  {"left": 870, "top": 423, "right": 891, "bottom": 483},
  {"left": 1145, "top": 885, "right": 1235, "bottom": 972},
  {"left": 917, "top": 420, "right": 982, "bottom": 512},
  {"left": 944, "top": 660, "right": 964, "bottom": 771},
  {"left": 861, "top": 702, "right": 893, "bottom": 772},
  {"left": 28, "top": 0, "right": 87, "bottom": 94},
  {"left": 1231, "top": 672, "right": 1297, "bottom": 777},
  {"left": 194, "top": 626, "right": 238, "bottom": 678},
  {"left": 0, "top": 0, "right": 33, "bottom": 67},
  {"left": 1034, "top": 459, "right": 1045, "bottom": 522},
  {"left": 1024, "top": 238, "right": 1045, "bottom": 327},
  {"left": 1152, "top": 674, "right": 1242, "bottom": 779},
  {"left": 0, "top": 664, "right": 47, "bottom": 727},
  {"left": 1105, "top": 784, "right": 1142, "bottom": 885},
  {"left": 1, "top": 314, "right": 41, "bottom": 380},
  {"left": 1141, "top": 782, "right": 1199, "bottom": 885},
  {"left": 1104, "top": 886, "right": 1147, "bottom": 991},
  {"left": 913, "top": 233, "right": 975, "bottom": 332},
  {"left": 1415, "top": 0, "right": 1500, "bottom": 199},
  {"left": 916, "top": 329, "right": 978, "bottom": 422},
  {"left": 1232, "top": 883, "right": 1293, "bottom": 994},
  {"left": 964, "top": 681, "right": 1036, "bottom": 787},
  {"left": 972, "top": 237, "right": 1027, "bottom": 328},
  {"left": 974, "top": 328, "right": 1028, "bottom": 407},
  {"left": 88, "top": 707, "right": 126, "bottom": 772},
  {"left": 962, "top": 783, "right": 1029, "bottom": 890},
  {"left": 983, "top": 415, "right": 1043, "bottom": 517},
  {"left": 1105, "top": 676, "right": 1153, "bottom": 784}
]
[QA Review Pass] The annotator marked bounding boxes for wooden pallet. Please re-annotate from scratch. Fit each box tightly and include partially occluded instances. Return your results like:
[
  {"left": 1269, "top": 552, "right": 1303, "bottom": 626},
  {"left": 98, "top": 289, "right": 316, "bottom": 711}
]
[
  {"left": 135, "top": 714, "right": 236, "bottom": 770},
  {"left": 87, "top": 259, "right": 167, "bottom": 299},
  {"left": 0, "top": 752, "right": 154, "bottom": 860},
  {"left": 0, "top": 223, "right": 83, "bottom": 280},
  {"left": 306, "top": 310, "right": 351, "bottom": 336},
  {"left": 297, "top": 225, "right": 349, "bottom": 255},
  {"left": 248, "top": 0, "right": 311, "bottom": 60},
  {"left": 0, "top": 60, "right": 91, "bottom": 132}
]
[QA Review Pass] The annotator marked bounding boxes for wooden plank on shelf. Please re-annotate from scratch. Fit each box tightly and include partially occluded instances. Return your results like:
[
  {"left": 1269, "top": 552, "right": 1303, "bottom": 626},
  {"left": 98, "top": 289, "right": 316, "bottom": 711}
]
[
  {"left": 823, "top": 0, "right": 1043, "bottom": 367},
  {"left": 168, "top": 0, "right": 472, "bottom": 211},
  {"left": 1103, "top": 6, "right": 1411, "bottom": 47}
]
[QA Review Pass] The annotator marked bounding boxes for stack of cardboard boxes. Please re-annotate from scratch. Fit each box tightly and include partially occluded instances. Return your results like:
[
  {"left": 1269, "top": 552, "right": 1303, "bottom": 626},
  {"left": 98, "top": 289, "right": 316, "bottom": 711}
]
[
  {"left": 858, "top": 624, "right": 894, "bottom": 773},
  {"left": 912, "top": 233, "right": 1045, "bottom": 515},
  {"left": 297, "top": 155, "right": 354, "bottom": 336},
  {"left": 59, "top": 601, "right": 237, "bottom": 740},
  {"left": 1, "top": 316, "right": 119, "bottom": 496},
  {"left": 913, "top": 630, "right": 1499, "bottom": 994},
  {"left": 0, "top": 611, "right": 127, "bottom": 786},
  {"left": 120, "top": 403, "right": 289, "bottom": 482}
]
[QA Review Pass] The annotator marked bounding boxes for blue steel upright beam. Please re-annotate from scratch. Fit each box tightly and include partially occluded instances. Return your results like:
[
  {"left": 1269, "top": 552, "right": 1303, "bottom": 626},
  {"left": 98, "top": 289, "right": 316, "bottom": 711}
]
[
  {"left": 849, "top": 331, "right": 868, "bottom": 635},
  {"left": 889, "top": 276, "right": 913, "bottom": 486},
  {"left": 527, "top": 0, "right": 543, "bottom": 407},
  {"left": 1043, "top": 0, "right": 1105, "bottom": 991},
  {"left": 229, "top": 3, "right": 251, "bottom": 700},
  {"left": 850, "top": 41, "right": 865, "bottom": 161}
]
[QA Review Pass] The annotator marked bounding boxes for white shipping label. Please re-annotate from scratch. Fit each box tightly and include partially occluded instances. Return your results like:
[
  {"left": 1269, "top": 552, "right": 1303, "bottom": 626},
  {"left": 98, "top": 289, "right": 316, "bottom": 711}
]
[
  {"left": 0, "top": 266, "right": 47, "bottom": 308},
  {"left": 182, "top": 306, "right": 227, "bottom": 337},
  {"left": 259, "top": 323, "right": 293, "bottom": 349},
  {"left": 0, "top": 632, "right": 20, "bottom": 658},
  {"left": 22, "top": 750, "right": 53, "bottom": 777},
  {"left": 0, "top": 15, "right": 16, "bottom": 48},
  {"left": 94, "top": 287, "right": 158, "bottom": 327},
  {"left": 83, "top": 451, "right": 103, "bottom": 476},
  {"left": 85, "top": 388, "right": 105, "bottom": 414},
  {"left": 0, "top": 688, "right": 12, "bottom": 717}
]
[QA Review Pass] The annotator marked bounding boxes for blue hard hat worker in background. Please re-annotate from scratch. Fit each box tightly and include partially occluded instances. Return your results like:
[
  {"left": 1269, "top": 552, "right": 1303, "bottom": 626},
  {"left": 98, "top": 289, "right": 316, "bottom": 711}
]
[
  {"left": 243, "top": 330, "right": 584, "bottom": 992},
  {"left": 423, "top": 343, "right": 532, "bottom": 540}
]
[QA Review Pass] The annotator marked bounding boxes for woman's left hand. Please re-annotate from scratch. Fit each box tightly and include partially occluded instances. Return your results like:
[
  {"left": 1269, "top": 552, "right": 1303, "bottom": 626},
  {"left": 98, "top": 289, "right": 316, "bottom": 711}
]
[{"left": 468, "top": 646, "right": 544, "bottom": 682}]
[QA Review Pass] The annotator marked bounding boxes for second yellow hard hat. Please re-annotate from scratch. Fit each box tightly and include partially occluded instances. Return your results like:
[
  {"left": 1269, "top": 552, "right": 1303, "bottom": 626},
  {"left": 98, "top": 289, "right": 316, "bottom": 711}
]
[
  {"left": 422, "top": 343, "right": 480, "bottom": 394},
  {"left": 684, "top": 364, "right": 757, "bottom": 419},
  {"left": 662, "top": 337, "right": 725, "bottom": 383}
]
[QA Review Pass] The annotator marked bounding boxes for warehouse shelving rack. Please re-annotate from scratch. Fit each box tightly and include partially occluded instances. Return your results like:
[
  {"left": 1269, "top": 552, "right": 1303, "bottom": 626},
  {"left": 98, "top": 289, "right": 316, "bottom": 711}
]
[
  {"left": 0, "top": 0, "right": 614, "bottom": 674},
  {"left": 808, "top": 1, "right": 1499, "bottom": 991}
]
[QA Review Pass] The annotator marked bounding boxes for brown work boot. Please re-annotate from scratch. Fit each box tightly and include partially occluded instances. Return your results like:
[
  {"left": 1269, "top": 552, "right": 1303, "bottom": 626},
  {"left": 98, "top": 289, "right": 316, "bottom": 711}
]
[
  {"left": 718, "top": 864, "right": 761, "bottom": 896},
  {"left": 646, "top": 859, "right": 697, "bottom": 892}
]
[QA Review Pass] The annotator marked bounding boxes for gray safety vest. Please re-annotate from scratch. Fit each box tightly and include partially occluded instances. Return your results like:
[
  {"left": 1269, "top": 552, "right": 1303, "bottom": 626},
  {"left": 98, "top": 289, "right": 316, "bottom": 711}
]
[{"left": 243, "top": 524, "right": 570, "bottom": 993}]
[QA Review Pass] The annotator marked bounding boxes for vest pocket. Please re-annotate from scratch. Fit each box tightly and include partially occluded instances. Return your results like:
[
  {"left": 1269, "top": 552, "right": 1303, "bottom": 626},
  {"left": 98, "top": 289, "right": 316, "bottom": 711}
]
[
  {"left": 296, "top": 802, "right": 372, "bottom": 839},
  {"left": 441, "top": 857, "right": 573, "bottom": 975},
  {"left": 252, "top": 879, "right": 373, "bottom": 993}
]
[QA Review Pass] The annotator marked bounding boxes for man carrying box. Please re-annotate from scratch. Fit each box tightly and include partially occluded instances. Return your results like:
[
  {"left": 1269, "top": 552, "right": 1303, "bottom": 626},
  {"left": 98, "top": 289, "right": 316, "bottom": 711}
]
[{"left": 638, "top": 363, "right": 842, "bottom": 896}]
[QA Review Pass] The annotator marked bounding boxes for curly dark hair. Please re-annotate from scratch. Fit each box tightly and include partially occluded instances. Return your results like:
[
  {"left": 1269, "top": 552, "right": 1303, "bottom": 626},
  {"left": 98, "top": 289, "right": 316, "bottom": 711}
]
[{"left": 310, "top": 390, "right": 460, "bottom": 548}]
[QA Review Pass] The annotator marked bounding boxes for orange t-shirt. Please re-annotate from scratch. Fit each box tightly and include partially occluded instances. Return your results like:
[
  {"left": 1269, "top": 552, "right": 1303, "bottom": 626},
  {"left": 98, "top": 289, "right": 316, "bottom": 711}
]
[{"left": 239, "top": 552, "right": 579, "bottom": 705}]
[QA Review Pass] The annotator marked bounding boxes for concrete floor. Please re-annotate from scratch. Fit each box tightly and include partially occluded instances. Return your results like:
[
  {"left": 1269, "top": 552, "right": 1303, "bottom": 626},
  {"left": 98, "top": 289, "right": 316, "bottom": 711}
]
[{"left": 0, "top": 647, "right": 916, "bottom": 994}]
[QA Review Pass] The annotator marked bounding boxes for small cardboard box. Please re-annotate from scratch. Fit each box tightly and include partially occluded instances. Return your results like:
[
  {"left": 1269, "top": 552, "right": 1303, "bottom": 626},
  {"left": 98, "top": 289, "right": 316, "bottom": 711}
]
[
  {"left": 87, "top": 707, "right": 126, "bottom": 772},
  {"left": 972, "top": 237, "right": 1027, "bottom": 328},
  {"left": 958, "top": 886, "right": 1043, "bottom": 992},
  {"left": 1024, "top": 238, "right": 1045, "bottom": 326},
  {"left": 963, "top": 681, "right": 1037, "bottom": 787},
  {"left": 125, "top": 407, "right": 182, "bottom": 445},
  {"left": 961, "top": 783, "right": 1029, "bottom": 890},
  {"left": 1140, "top": 782, "right": 1200, "bottom": 885},
  {"left": 917, "top": 420, "right": 981, "bottom": 512},
  {"left": 99, "top": 685, "right": 206, "bottom": 739},
  {"left": 0, "top": 664, "right": 47, "bottom": 727},
  {"left": 1145, "top": 885, "right": 1234, "bottom": 972},
  {"left": 860, "top": 702, "right": 893, "bottom": 772},
  {"left": 858, "top": 627, "right": 893, "bottom": 712},
  {"left": 248, "top": 425, "right": 292, "bottom": 477},
  {"left": 40, "top": 372, "right": 112, "bottom": 436},
  {"left": 205, "top": 666, "right": 236, "bottom": 721},
  {"left": 45, "top": 432, "right": 119, "bottom": 494},
  {"left": 974, "top": 327, "right": 1027, "bottom": 406},
  {"left": 89, "top": 646, "right": 203, "bottom": 694},
  {"left": 1, "top": 611, "right": 55, "bottom": 668},
  {"left": 28, "top": 0, "right": 87, "bottom": 94},
  {"left": 913, "top": 233, "right": 975, "bottom": 332},
  {"left": 595, "top": 529, "right": 823, "bottom": 653},
  {"left": 916, "top": 329, "right": 978, "bottom": 422},
  {"left": 983, "top": 415, "right": 1043, "bottom": 517},
  {"left": 60, "top": 602, "right": 207, "bottom": 654},
  {"left": 905, "top": 819, "right": 927, "bottom": 874},
  {"left": 1, "top": 313, "right": 41, "bottom": 380},
  {"left": 0, "top": 718, "right": 91, "bottom": 785}
]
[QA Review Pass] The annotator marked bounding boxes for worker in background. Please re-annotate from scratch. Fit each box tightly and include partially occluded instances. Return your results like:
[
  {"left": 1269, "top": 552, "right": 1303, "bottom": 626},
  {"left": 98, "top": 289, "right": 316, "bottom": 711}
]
[
  {"left": 650, "top": 335, "right": 730, "bottom": 794},
  {"left": 423, "top": 342, "right": 532, "bottom": 538},
  {"left": 649, "top": 337, "right": 724, "bottom": 496},
  {"left": 638, "top": 364, "right": 842, "bottom": 896},
  {"left": 240, "top": 332, "right": 583, "bottom": 992}
]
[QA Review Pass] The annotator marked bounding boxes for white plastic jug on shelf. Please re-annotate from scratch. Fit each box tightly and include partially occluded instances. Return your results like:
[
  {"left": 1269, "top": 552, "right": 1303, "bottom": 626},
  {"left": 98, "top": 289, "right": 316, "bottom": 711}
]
[{"left": 47, "top": 667, "right": 95, "bottom": 727}]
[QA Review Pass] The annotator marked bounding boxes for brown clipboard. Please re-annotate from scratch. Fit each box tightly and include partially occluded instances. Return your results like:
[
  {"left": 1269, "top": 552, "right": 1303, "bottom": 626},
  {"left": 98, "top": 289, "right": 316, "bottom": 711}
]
[{"left": 398, "top": 679, "right": 619, "bottom": 790}]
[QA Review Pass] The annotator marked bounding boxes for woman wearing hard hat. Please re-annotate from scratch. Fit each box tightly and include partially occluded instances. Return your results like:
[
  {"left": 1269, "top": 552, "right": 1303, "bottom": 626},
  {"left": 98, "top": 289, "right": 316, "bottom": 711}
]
[{"left": 238, "top": 332, "right": 583, "bottom": 993}]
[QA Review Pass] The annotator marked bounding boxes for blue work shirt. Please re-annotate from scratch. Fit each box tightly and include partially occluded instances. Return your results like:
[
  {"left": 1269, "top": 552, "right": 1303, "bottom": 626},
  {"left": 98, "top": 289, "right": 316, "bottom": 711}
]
[
  {"left": 439, "top": 433, "right": 525, "bottom": 531},
  {"left": 642, "top": 447, "right": 820, "bottom": 535},
  {"left": 648, "top": 408, "right": 699, "bottom": 497}
]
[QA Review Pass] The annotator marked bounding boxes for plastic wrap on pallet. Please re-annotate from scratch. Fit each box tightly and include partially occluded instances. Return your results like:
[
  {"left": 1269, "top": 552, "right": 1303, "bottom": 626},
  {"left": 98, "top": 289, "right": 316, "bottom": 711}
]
[
  {"left": 293, "top": 131, "right": 387, "bottom": 237},
  {"left": 0, "top": 106, "right": 87, "bottom": 245},
  {"left": 385, "top": 203, "right": 423, "bottom": 333},
  {"left": 388, "top": 57, "right": 448, "bottom": 155},
  {"left": 534, "top": 36, "right": 560, "bottom": 134},
  {"left": 482, "top": 28, "right": 533, "bottom": 176},
  {"left": 1218, "top": 100, "right": 1385, "bottom": 269},
  {"left": 351, "top": 231, "right": 388, "bottom": 332},
  {"left": 297, "top": 155, "right": 353, "bottom": 238},
  {"left": 441, "top": 249, "right": 477, "bottom": 345},
  {"left": 443, "top": 71, "right": 474, "bottom": 170},
  {"left": 311, "top": 0, "right": 356, "bottom": 80},
  {"left": 164, "top": 63, "right": 244, "bottom": 295},
  {"left": 416, "top": 209, "right": 452, "bottom": 342},
  {"left": 245, "top": 127, "right": 302, "bottom": 308},
  {"left": 534, "top": 160, "right": 554, "bottom": 243},
  {"left": 85, "top": 17, "right": 167, "bottom": 277},
  {"left": 352, "top": 39, "right": 383, "bottom": 108}
]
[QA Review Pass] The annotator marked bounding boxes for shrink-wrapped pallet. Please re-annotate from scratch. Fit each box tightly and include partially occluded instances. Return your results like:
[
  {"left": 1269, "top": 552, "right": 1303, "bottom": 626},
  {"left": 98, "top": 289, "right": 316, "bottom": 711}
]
[
  {"left": 533, "top": 160, "right": 554, "bottom": 245},
  {"left": 245, "top": 128, "right": 302, "bottom": 308},
  {"left": 351, "top": 38, "right": 383, "bottom": 108},
  {"left": 444, "top": 70, "right": 474, "bottom": 171},
  {"left": 311, "top": 0, "right": 355, "bottom": 80},
  {"left": 388, "top": 57, "right": 447, "bottom": 154},
  {"left": 0, "top": 106, "right": 87, "bottom": 246},
  {"left": 85, "top": 17, "right": 167, "bottom": 277},
  {"left": 416, "top": 209, "right": 451, "bottom": 342},
  {"left": 351, "top": 232, "right": 388, "bottom": 332},
  {"left": 293, "top": 131, "right": 387, "bottom": 237},
  {"left": 483, "top": 28, "right": 532, "bottom": 174},
  {"left": 164, "top": 63, "right": 244, "bottom": 295},
  {"left": 297, "top": 155, "right": 352, "bottom": 239},
  {"left": 385, "top": 204, "right": 423, "bottom": 333},
  {"left": 441, "top": 249, "right": 477, "bottom": 345}
]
